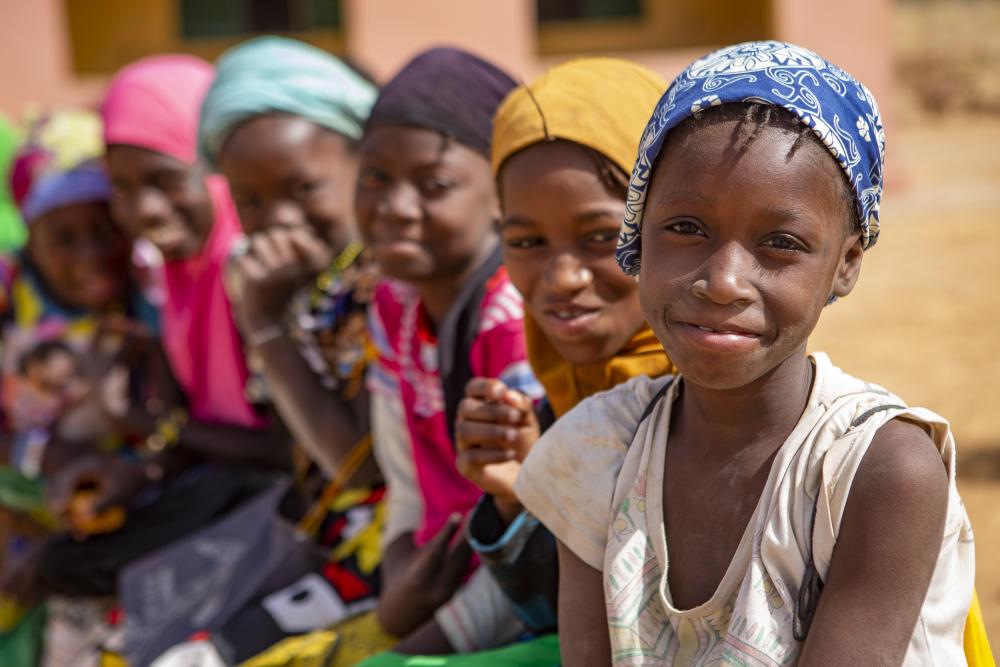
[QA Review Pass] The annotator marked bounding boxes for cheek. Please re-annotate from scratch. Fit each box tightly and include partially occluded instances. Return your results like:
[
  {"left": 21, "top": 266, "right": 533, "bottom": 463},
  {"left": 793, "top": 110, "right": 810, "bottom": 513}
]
[
  {"left": 502, "top": 254, "right": 541, "bottom": 311},
  {"left": 592, "top": 260, "right": 639, "bottom": 307}
]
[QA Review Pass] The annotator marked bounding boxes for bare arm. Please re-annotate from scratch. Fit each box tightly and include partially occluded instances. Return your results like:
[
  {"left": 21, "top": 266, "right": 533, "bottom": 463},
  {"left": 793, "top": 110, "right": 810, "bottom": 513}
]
[
  {"left": 558, "top": 540, "right": 611, "bottom": 666},
  {"left": 798, "top": 418, "right": 949, "bottom": 666},
  {"left": 251, "top": 335, "right": 369, "bottom": 476}
]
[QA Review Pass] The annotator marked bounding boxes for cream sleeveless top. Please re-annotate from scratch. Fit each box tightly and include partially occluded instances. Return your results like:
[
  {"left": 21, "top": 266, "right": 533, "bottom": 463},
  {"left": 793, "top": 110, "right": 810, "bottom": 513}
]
[{"left": 516, "top": 353, "right": 974, "bottom": 665}]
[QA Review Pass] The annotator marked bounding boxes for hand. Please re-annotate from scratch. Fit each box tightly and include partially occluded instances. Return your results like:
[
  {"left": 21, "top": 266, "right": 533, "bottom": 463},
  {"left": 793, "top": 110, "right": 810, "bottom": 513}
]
[
  {"left": 233, "top": 227, "right": 333, "bottom": 331},
  {"left": 46, "top": 453, "right": 147, "bottom": 536},
  {"left": 376, "top": 515, "right": 472, "bottom": 637},
  {"left": 455, "top": 378, "right": 540, "bottom": 508}
]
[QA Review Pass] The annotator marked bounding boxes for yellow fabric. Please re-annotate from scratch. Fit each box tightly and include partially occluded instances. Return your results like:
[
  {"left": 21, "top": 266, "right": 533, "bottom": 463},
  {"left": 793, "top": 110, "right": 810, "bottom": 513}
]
[
  {"left": 525, "top": 314, "right": 674, "bottom": 419},
  {"left": 239, "top": 611, "right": 396, "bottom": 667},
  {"left": 491, "top": 57, "right": 666, "bottom": 176},
  {"left": 965, "top": 589, "right": 996, "bottom": 667}
]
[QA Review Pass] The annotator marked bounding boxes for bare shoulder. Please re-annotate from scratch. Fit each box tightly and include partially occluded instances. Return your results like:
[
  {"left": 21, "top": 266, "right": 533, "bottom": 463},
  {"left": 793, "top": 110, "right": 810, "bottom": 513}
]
[{"left": 853, "top": 417, "right": 949, "bottom": 506}]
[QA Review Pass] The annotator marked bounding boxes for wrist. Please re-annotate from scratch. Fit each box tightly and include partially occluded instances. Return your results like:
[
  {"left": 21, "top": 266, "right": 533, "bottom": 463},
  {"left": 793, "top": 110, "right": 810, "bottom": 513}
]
[{"left": 493, "top": 495, "right": 523, "bottom": 524}]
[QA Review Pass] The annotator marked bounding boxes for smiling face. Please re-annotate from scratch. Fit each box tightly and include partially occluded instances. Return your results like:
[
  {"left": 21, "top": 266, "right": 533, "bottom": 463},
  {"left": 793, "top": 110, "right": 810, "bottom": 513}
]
[
  {"left": 499, "top": 140, "right": 645, "bottom": 364},
  {"left": 27, "top": 201, "right": 130, "bottom": 311},
  {"left": 638, "top": 111, "right": 864, "bottom": 390},
  {"left": 354, "top": 124, "right": 499, "bottom": 285},
  {"left": 218, "top": 115, "right": 359, "bottom": 252},
  {"left": 106, "top": 145, "right": 214, "bottom": 261}
]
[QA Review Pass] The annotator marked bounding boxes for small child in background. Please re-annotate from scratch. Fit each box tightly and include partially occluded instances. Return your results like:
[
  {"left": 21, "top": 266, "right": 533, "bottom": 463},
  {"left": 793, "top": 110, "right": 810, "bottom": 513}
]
[{"left": 516, "top": 41, "right": 975, "bottom": 665}]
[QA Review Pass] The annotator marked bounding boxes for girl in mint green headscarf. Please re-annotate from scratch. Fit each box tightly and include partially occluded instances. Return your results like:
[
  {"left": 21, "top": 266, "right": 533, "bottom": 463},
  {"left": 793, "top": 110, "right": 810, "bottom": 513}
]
[{"left": 198, "top": 36, "right": 390, "bottom": 664}]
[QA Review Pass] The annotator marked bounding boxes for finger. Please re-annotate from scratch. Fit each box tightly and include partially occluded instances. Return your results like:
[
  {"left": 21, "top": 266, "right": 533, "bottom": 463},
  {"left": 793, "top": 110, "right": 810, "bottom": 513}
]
[
  {"left": 455, "top": 420, "right": 524, "bottom": 449},
  {"left": 288, "top": 227, "right": 334, "bottom": 271},
  {"left": 439, "top": 534, "right": 473, "bottom": 588},
  {"left": 235, "top": 253, "right": 268, "bottom": 284},
  {"left": 420, "top": 512, "right": 464, "bottom": 567},
  {"left": 267, "top": 227, "right": 299, "bottom": 265},
  {"left": 248, "top": 232, "right": 287, "bottom": 270},
  {"left": 463, "top": 377, "right": 509, "bottom": 402},
  {"left": 456, "top": 449, "right": 516, "bottom": 481},
  {"left": 456, "top": 398, "right": 522, "bottom": 426},
  {"left": 497, "top": 388, "right": 535, "bottom": 415}
]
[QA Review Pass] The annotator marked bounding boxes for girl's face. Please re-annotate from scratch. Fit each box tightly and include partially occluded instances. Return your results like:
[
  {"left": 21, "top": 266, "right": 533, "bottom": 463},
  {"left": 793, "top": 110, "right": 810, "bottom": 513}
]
[
  {"left": 106, "top": 145, "right": 214, "bottom": 261},
  {"left": 499, "top": 141, "right": 645, "bottom": 365},
  {"left": 354, "top": 125, "right": 499, "bottom": 285},
  {"left": 27, "top": 202, "right": 130, "bottom": 311},
  {"left": 638, "top": 120, "right": 864, "bottom": 390},
  {"left": 218, "top": 115, "right": 359, "bottom": 253}
]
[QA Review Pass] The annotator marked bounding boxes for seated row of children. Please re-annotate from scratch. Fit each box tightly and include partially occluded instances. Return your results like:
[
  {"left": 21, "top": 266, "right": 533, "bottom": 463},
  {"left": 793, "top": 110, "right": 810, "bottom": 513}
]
[{"left": 0, "top": 35, "right": 983, "bottom": 666}]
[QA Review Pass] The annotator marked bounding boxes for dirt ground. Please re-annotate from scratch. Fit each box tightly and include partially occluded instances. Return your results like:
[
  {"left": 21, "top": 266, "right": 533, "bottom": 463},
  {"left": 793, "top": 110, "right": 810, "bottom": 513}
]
[{"left": 808, "top": 115, "right": 1000, "bottom": 641}]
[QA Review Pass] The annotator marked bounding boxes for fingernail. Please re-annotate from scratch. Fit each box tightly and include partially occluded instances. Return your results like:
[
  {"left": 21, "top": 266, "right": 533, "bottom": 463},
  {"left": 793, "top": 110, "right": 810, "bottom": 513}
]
[
  {"left": 505, "top": 429, "right": 517, "bottom": 443},
  {"left": 507, "top": 409, "right": 520, "bottom": 423}
]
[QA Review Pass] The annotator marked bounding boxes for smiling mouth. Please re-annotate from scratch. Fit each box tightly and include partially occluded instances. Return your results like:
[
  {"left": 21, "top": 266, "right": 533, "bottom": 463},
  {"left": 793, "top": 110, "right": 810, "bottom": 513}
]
[{"left": 688, "top": 324, "right": 758, "bottom": 337}]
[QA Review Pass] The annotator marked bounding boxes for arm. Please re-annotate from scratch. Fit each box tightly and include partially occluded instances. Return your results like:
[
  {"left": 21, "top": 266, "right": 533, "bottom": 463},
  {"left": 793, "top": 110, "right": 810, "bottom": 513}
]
[
  {"left": 557, "top": 540, "right": 611, "bottom": 666},
  {"left": 249, "top": 335, "right": 369, "bottom": 476},
  {"left": 798, "top": 419, "right": 949, "bottom": 665}
]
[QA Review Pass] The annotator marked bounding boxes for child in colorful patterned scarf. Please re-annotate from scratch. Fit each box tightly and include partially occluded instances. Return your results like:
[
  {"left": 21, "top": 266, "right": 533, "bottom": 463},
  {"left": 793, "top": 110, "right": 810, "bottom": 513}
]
[{"left": 516, "top": 41, "right": 975, "bottom": 665}]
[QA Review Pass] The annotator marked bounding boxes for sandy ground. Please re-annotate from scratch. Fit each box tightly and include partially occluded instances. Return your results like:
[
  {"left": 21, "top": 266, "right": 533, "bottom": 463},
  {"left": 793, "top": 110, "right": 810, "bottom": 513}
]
[{"left": 808, "top": 116, "right": 1000, "bottom": 640}]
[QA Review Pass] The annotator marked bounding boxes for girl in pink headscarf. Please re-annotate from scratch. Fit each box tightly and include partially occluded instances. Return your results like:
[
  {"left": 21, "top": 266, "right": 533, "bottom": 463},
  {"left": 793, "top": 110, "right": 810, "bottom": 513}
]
[{"left": 95, "top": 55, "right": 288, "bottom": 474}]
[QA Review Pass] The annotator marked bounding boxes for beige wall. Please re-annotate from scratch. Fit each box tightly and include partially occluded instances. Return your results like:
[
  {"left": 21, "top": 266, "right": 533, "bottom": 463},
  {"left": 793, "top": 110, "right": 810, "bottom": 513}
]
[
  {"left": 0, "top": 0, "right": 104, "bottom": 118},
  {"left": 0, "top": 0, "right": 893, "bottom": 131}
]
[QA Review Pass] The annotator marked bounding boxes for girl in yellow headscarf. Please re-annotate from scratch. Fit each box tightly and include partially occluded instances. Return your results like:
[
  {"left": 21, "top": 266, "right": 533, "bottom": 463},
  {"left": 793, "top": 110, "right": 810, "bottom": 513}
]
[{"left": 450, "top": 57, "right": 673, "bottom": 655}]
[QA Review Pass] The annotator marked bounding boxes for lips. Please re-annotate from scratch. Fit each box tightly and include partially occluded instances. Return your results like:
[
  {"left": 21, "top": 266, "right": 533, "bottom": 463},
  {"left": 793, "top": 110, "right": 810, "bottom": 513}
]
[
  {"left": 540, "top": 302, "right": 602, "bottom": 339},
  {"left": 674, "top": 319, "right": 763, "bottom": 354}
]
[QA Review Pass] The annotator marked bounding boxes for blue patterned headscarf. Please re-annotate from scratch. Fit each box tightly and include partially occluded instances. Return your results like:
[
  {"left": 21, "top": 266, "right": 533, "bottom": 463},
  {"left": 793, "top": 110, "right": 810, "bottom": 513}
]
[
  {"left": 198, "top": 36, "right": 377, "bottom": 168},
  {"left": 616, "top": 41, "right": 885, "bottom": 275}
]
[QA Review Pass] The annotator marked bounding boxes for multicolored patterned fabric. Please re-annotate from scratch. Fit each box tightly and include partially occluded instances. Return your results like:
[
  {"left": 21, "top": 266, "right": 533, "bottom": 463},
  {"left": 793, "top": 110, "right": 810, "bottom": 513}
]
[
  {"left": 367, "top": 268, "right": 542, "bottom": 546},
  {"left": 198, "top": 36, "right": 377, "bottom": 168},
  {"left": 616, "top": 40, "right": 886, "bottom": 275}
]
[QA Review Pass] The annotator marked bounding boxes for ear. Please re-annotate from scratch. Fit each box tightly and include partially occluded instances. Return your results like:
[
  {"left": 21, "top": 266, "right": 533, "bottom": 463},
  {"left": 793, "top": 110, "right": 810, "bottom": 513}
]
[{"left": 830, "top": 231, "right": 864, "bottom": 299}]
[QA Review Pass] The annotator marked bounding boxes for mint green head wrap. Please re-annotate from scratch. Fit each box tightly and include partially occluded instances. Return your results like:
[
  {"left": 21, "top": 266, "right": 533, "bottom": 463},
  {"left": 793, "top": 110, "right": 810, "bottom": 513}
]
[{"left": 198, "top": 36, "right": 377, "bottom": 168}]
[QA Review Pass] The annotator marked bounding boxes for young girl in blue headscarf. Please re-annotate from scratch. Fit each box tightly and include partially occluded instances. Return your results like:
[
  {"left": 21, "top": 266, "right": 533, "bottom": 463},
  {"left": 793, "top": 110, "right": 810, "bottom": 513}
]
[{"left": 515, "top": 41, "right": 975, "bottom": 665}]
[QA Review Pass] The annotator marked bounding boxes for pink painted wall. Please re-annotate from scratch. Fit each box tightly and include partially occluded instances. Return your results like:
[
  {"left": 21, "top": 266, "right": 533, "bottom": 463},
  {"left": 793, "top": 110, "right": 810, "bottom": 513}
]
[{"left": 0, "top": 0, "right": 104, "bottom": 118}]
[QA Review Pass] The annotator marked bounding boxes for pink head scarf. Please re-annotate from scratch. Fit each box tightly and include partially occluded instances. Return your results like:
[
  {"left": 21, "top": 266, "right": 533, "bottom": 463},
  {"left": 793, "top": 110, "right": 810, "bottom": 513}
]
[{"left": 101, "top": 55, "right": 263, "bottom": 429}]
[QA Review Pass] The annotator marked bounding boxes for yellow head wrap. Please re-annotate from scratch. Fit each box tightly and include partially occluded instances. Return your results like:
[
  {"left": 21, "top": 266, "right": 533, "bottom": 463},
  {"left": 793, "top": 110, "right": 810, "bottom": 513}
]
[{"left": 491, "top": 58, "right": 674, "bottom": 417}]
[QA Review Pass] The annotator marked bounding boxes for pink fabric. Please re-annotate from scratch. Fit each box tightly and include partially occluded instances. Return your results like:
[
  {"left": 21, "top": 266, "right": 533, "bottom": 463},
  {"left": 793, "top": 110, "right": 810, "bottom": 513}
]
[
  {"left": 369, "top": 268, "right": 541, "bottom": 546},
  {"left": 100, "top": 55, "right": 214, "bottom": 165},
  {"left": 160, "top": 177, "right": 263, "bottom": 427},
  {"left": 101, "top": 54, "right": 262, "bottom": 428}
]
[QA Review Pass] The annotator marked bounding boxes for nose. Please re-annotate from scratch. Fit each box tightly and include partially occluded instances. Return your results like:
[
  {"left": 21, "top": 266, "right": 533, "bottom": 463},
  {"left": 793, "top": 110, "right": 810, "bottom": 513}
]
[
  {"left": 543, "top": 251, "right": 592, "bottom": 297},
  {"left": 134, "top": 187, "right": 171, "bottom": 227},
  {"left": 691, "top": 241, "right": 756, "bottom": 306},
  {"left": 260, "top": 200, "right": 306, "bottom": 232},
  {"left": 377, "top": 182, "right": 421, "bottom": 224}
]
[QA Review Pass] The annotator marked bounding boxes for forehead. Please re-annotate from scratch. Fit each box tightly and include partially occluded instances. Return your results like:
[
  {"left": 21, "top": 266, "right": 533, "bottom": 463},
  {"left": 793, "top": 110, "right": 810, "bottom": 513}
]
[
  {"left": 33, "top": 201, "right": 111, "bottom": 233},
  {"left": 106, "top": 144, "right": 189, "bottom": 178},
  {"left": 647, "top": 119, "right": 845, "bottom": 220},
  {"left": 359, "top": 124, "right": 480, "bottom": 170},
  {"left": 221, "top": 115, "right": 344, "bottom": 165},
  {"left": 500, "top": 141, "right": 613, "bottom": 203}
]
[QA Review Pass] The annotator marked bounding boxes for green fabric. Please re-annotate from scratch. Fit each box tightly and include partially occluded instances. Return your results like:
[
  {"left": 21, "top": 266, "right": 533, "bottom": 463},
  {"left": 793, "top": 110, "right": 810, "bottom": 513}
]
[
  {"left": 198, "top": 35, "right": 377, "bottom": 168},
  {"left": 355, "top": 634, "right": 561, "bottom": 667},
  {"left": 0, "top": 603, "right": 46, "bottom": 667},
  {"left": 0, "top": 115, "right": 25, "bottom": 252},
  {"left": 0, "top": 467, "right": 56, "bottom": 528}
]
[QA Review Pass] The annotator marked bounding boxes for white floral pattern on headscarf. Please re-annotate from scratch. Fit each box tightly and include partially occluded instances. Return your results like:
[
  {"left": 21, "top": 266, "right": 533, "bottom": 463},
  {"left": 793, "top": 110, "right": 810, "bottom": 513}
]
[{"left": 616, "top": 41, "right": 886, "bottom": 275}]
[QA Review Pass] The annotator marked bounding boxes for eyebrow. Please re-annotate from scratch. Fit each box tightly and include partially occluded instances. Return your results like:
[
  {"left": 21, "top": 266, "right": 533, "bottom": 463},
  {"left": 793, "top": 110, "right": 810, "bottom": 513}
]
[
  {"left": 500, "top": 207, "right": 622, "bottom": 230},
  {"left": 648, "top": 191, "right": 712, "bottom": 207}
]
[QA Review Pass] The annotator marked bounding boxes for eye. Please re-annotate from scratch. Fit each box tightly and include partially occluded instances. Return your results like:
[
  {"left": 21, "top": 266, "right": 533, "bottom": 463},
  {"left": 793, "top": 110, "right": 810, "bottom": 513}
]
[
  {"left": 763, "top": 234, "right": 806, "bottom": 252},
  {"left": 584, "top": 229, "right": 619, "bottom": 245},
  {"left": 503, "top": 235, "right": 544, "bottom": 250},
  {"left": 419, "top": 177, "right": 455, "bottom": 199},
  {"left": 292, "top": 180, "right": 324, "bottom": 201},
  {"left": 357, "top": 167, "right": 388, "bottom": 189},
  {"left": 665, "top": 219, "right": 705, "bottom": 236}
]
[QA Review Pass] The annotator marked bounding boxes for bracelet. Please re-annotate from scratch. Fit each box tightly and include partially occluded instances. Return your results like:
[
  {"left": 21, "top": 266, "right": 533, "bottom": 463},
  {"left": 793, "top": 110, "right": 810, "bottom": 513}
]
[
  {"left": 144, "top": 407, "right": 188, "bottom": 455},
  {"left": 246, "top": 323, "right": 286, "bottom": 348},
  {"left": 13, "top": 428, "right": 49, "bottom": 479}
]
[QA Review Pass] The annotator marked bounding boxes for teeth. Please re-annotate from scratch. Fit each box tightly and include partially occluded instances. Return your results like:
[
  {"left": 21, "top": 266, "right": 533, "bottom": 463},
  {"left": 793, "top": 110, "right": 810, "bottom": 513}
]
[{"left": 697, "top": 325, "right": 714, "bottom": 332}]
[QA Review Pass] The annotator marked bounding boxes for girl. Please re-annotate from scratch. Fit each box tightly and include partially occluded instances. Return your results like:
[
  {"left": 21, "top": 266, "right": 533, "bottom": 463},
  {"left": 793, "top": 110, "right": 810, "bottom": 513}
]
[
  {"left": 197, "top": 36, "right": 385, "bottom": 659},
  {"left": 356, "top": 47, "right": 541, "bottom": 655},
  {"left": 453, "top": 58, "right": 673, "bottom": 640},
  {"left": 516, "top": 41, "right": 975, "bottom": 665},
  {"left": 98, "top": 55, "right": 289, "bottom": 472}
]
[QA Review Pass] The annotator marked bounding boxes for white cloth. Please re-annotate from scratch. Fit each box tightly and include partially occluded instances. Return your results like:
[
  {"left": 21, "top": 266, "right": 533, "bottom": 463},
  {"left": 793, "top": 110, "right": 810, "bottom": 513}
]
[{"left": 516, "top": 352, "right": 974, "bottom": 665}]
